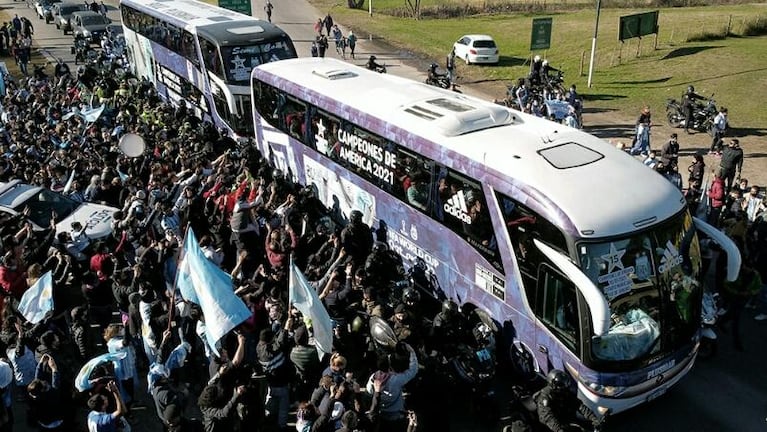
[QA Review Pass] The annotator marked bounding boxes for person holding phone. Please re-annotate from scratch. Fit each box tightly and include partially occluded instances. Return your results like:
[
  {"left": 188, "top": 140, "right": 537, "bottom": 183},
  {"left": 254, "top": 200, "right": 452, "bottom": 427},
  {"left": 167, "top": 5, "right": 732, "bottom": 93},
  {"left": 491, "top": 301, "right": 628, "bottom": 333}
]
[{"left": 86, "top": 380, "right": 128, "bottom": 432}]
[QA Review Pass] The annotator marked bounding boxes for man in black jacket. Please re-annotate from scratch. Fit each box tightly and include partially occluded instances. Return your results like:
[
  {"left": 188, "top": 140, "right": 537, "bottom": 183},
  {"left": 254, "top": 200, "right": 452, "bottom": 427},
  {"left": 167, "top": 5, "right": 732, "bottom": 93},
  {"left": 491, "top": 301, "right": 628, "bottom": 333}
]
[
  {"left": 682, "top": 85, "right": 705, "bottom": 133},
  {"left": 720, "top": 139, "right": 744, "bottom": 192}
]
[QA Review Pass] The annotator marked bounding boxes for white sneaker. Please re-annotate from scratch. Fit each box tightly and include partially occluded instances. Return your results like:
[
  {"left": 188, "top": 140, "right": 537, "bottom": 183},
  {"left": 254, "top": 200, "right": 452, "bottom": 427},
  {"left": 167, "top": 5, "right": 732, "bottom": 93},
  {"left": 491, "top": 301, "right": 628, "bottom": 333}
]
[{"left": 754, "top": 313, "right": 767, "bottom": 321}]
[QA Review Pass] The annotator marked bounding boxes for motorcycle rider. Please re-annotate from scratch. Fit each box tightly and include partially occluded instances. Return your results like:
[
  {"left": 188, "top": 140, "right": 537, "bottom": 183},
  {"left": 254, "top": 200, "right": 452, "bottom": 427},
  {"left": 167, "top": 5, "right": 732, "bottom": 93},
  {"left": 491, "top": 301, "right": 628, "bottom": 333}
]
[
  {"left": 682, "top": 85, "right": 706, "bottom": 134},
  {"left": 366, "top": 55, "right": 384, "bottom": 73},
  {"left": 536, "top": 369, "right": 603, "bottom": 432}
]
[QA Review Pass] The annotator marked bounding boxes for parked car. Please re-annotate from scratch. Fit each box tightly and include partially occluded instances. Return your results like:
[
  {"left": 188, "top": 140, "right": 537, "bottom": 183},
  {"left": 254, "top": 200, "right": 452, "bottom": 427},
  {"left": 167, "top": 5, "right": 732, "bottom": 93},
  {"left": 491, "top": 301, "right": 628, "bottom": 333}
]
[
  {"left": 71, "top": 10, "right": 112, "bottom": 43},
  {"left": 35, "top": 0, "right": 61, "bottom": 23},
  {"left": 0, "top": 180, "right": 118, "bottom": 240},
  {"left": 54, "top": 2, "right": 86, "bottom": 34},
  {"left": 453, "top": 34, "right": 500, "bottom": 65}
]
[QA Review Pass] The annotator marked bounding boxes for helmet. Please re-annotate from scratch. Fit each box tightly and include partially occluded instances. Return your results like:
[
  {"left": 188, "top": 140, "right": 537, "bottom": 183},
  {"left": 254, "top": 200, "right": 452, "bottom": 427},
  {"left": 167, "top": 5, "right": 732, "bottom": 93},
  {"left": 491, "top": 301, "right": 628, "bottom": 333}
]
[
  {"left": 546, "top": 369, "right": 570, "bottom": 392},
  {"left": 272, "top": 169, "right": 283, "bottom": 180},
  {"left": 542, "top": 59, "right": 549, "bottom": 66},
  {"left": 441, "top": 299, "right": 459, "bottom": 315},
  {"left": 687, "top": 85, "right": 695, "bottom": 93},
  {"left": 351, "top": 315, "right": 365, "bottom": 333},
  {"left": 402, "top": 288, "right": 420, "bottom": 308},
  {"left": 534, "top": 55, "right": 541, "bottom": 62},
  {"left": 369, "top": 55, "right": 376, "bottom": 61},
  {"left": 350, "top": 210, "right": 363, "bottom": 224},
  {"left": 372, "top": 241, "right": 387, "bottom": 253},
  {"left": 430, "top": 62, "right": 438, "bottom": 70}
]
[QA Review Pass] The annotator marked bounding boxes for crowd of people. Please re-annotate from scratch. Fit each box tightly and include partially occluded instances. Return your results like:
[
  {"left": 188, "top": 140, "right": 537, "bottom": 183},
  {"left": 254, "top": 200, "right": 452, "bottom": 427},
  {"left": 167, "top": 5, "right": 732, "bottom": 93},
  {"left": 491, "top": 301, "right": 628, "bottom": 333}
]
[{"left": 0, "top": 41, "right": 472, "bottom": 431}]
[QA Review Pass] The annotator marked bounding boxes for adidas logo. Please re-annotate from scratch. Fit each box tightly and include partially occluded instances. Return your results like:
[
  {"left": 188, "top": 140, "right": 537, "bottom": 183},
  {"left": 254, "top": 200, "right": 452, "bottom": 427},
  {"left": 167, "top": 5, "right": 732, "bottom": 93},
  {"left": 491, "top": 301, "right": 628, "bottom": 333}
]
[
  {"left": 444, "top": 190, "right": 472, "bottom": 224},
  {"left": 658, "top": 240, "right": 683, "bottom": 273}
]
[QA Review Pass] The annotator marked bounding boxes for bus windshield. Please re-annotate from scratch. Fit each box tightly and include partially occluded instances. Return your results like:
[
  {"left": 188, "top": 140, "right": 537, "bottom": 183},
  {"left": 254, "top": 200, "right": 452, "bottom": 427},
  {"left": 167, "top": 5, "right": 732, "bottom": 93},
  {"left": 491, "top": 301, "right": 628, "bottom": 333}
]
[
  {"left": 221, "top": 40, "right": 294, "bottom": 85},
  {"left": 578, "top": 210, "right": 701, "bottom": 363}
]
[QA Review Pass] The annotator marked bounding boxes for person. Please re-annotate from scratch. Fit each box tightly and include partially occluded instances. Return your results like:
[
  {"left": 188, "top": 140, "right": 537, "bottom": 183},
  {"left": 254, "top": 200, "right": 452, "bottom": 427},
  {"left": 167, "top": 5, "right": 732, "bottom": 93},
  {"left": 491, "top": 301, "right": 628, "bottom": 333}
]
[
  {"left": 323, "top": 13, "right": 334, "bottom": 36},
  {"left": 340, "top": 210, "right": 373, "bottom": 263},
  {"left": 332, "top": 25, "right": 344, "bottom": 56},
  {"left": 659, "top": 133, "right": 680, "bottom": 167},
  {"left": 720, "top": 139, "right": 744, "bottom": 192},
  {"left": 264, "top": 0, "right": 273, "bottom": 22},
  {"left": 687, "top": 152, "right": 705, "bottom": 188},
  {"left": 708, "top": 170, "right": 726, "bottom": 227},
  {"left": 86, "top": 380, "right": 128, "bottom": 432},
  {"left": 314, "top": 18, "right": 323, "bottom": 35},
  {"left": 317, "top": 34, "right": 328, "bottom": 58},
  {"left": 530, "top": 55, "right": 542, "bottom": 86},
  {"left": 446, "top": 48, "right": 456, "bottom": 85},
  {"left": 536, "top": 369, "right": 602, "bottom": 432},
  {"left": 27, "top": 354, "right": 66, "bottom": 431},
  {"left": 719, "top": 262, "right": 762, "bottom": 351},
  {"left": 630, "top": 106, "right": 652, "bottom": 156},
  {"left": 643, "top": 150, "right": 658, "bottom": 169},
  {"left": 742, "top": 185, "right": 764, "bottom": 223},
  {"left": 346, "top": 31, "right": 357, "bottom": 59},
  {"left": 310, "top": 40, "right": 319, "bottom": 58},
  {"left": 681, "top": 85, "right": 705, "bottom": 134},
  {"left": 710, "top": 107, "right": 728, "bottom": 154},
  {"left": 366, "top": 55, "right": 383, "bottom": 73},
  {"left": 365, "top": 342, "right": 419, "bottom": 430}
]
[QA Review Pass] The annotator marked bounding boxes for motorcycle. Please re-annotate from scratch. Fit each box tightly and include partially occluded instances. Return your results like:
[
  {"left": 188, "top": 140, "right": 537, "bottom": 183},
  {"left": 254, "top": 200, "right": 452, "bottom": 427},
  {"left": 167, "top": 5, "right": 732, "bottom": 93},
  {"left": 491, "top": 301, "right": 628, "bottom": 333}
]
[
  {"left": 367, "top": 63, "right": 387, "bottom": 74},
  {"left": 698, "top": 291, "right": 721, "bottom": 359},
  {"left": 665, "top": 95, "right": 717, "bottom": 133},
  {"left": 71, "top": 37, "right": 92, "bottom": 65},
  {"left": 425, "top": 74, "right": 452, "bottom": 90}
]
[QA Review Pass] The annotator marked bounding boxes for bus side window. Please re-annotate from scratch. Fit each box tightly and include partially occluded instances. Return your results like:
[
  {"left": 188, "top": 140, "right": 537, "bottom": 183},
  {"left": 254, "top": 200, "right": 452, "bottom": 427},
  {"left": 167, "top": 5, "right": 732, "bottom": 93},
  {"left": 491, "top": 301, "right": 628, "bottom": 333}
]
[
  {"left": 538, "top": 266, "right": 580, "bottom": 352},
  {"left": 200, "top": 37, "right": 223, "bottom": 77}
]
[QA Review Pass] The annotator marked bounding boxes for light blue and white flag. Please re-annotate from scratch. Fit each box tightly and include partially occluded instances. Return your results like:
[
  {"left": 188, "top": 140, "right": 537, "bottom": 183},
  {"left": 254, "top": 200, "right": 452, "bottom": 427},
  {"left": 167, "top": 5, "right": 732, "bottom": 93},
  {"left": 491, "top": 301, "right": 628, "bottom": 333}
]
[
  {"left": 289, "top": 258, "right": 333, "bottom": 360},
  {"left": 18, "top": 272, "right": 54, "bottom": 324},
  {"left": 176, "top": 229, "right": 251, "bottom": 357},
  {"left": 75, "top": 351, "right": 128, "bottom": 392},
  {"left": 82, "top": 104, "right": 106, "bottom": 123}
]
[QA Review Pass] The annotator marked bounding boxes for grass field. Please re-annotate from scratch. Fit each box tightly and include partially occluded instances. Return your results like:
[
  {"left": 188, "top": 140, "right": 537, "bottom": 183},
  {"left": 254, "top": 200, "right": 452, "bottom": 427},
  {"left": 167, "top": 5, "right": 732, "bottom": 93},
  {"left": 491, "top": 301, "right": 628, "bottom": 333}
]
[{"left": 307, "top": 1, "right": 767, "bottom": 131}]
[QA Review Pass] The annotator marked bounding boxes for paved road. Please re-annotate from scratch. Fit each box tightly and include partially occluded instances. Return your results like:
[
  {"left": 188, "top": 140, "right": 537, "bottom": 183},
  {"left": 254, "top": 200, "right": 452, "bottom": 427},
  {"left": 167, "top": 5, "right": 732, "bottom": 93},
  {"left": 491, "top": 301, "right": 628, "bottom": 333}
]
[{"left": 5, "top": 0, "right": 766, "bottom": 430}]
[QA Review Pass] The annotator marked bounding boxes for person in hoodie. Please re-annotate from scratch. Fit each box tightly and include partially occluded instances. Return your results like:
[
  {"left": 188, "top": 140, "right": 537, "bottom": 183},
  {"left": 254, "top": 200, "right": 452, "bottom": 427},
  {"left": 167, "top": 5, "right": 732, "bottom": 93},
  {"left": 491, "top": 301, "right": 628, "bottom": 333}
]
[{"left": 708, "top": 169, "right": 726, "bottom": 227}]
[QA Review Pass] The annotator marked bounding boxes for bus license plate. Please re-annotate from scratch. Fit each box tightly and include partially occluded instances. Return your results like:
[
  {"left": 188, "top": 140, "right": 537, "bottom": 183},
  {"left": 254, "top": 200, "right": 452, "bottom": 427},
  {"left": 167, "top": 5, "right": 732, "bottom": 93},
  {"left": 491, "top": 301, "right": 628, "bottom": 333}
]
[{"left": 647, "top": 387, "right": 666, "bottom": 402}]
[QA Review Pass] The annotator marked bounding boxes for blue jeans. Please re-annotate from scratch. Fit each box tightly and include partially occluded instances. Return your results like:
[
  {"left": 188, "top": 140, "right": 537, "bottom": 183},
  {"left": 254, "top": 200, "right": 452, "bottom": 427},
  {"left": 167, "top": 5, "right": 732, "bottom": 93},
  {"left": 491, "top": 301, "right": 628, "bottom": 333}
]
[{"left": 630, "top": 124, "right": 650, "bottom": 155}]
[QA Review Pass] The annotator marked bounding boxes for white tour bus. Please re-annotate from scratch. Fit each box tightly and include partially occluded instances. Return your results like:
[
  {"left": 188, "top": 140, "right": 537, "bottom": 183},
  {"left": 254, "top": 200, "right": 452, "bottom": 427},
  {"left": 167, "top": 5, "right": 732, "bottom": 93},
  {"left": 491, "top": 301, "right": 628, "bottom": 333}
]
[
  {"left": 249, "top": 58, "right": 741, "bottom": 414},
  {"left": 119, "top": 0, "right": 296, "bottom": 137}
]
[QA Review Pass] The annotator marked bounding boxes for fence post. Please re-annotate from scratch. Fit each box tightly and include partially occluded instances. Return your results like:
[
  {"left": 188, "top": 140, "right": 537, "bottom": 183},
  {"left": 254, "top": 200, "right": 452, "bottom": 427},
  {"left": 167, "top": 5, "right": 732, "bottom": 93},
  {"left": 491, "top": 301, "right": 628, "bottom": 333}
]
[
  {"left": 726, "top": 15, "right": 732, "bottom": 36},
  {"left": 636, "top": 37, "right": 642, "bottom": 57}
]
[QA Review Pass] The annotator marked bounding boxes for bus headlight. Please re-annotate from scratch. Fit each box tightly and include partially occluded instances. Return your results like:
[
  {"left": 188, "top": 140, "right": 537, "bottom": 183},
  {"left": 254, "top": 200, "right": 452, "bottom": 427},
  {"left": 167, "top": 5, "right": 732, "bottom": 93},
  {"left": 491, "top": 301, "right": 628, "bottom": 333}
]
[{"left": 565, "top": 363, "right": 627, "bottom": 398}]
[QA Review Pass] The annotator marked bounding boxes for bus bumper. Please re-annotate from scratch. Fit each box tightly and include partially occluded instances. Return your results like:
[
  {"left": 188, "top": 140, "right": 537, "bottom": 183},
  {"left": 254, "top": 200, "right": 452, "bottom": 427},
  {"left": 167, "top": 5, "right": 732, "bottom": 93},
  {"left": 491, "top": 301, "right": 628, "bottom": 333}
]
[{"left": 572, "top": 347, "right": 697, "bottom": 415}]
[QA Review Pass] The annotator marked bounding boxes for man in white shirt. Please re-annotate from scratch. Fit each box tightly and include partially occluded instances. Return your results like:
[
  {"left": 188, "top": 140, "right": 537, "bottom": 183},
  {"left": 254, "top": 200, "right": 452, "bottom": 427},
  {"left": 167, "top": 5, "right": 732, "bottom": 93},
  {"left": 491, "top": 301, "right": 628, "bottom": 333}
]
[{"left": 709, "top": 107, "right": 728, "bottom": 154}]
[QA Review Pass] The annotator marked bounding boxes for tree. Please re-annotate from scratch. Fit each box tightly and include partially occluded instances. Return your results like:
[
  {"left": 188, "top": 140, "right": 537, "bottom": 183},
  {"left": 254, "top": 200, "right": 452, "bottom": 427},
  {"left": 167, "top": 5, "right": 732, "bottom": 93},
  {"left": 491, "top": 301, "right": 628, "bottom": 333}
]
[{"left": 405, "top": 0, "right": 421, "bottom": 19}]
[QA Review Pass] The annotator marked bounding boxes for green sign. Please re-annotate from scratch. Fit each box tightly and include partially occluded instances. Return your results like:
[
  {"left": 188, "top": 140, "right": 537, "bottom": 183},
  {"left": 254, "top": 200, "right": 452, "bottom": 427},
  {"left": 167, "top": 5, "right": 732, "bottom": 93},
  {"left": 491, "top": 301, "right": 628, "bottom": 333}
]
[
  {"left": 619, "top": 11, "right": 659, "bottom": 41},
  {"left": 530, "top": 18, "right": 553, "bottom": 51},
  {"left": 219, "top": 0, "right": 252, "bottom": 16}
]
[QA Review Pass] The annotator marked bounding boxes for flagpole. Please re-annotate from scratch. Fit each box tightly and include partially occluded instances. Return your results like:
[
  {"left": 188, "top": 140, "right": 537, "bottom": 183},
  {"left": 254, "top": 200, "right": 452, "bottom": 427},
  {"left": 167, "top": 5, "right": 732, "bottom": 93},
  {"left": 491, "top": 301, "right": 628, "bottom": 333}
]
[{"left": 168, "top": 224, "right": 191, "bottom": 332}]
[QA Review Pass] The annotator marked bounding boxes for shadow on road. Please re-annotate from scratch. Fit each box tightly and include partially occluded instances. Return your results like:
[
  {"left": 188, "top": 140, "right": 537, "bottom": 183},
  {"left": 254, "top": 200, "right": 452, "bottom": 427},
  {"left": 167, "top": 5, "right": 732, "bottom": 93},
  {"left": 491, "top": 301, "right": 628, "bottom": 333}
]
[
  {"left": 582, "top": 107, "right": 617, "bottom": 114},
  {"left": 662, "top": 45, "right": 723, "bottom": 60},
  {"left": 728, "top": 126, "right": 767, "bottom": 138},
  {"left": 611, "top": 76, "right": 672, "bottom": 85},
  {"left": 582, "top": 93, "right": 628, "bottom": 101},
  {"left": 584, "top": 124, "right": 635, "bottom": 140}
]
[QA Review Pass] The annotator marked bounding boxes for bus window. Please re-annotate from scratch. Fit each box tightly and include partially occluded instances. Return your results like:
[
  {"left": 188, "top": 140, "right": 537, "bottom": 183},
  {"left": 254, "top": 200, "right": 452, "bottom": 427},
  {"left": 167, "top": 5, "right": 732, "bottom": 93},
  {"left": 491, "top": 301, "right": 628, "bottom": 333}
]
[
  {"left": 200, "top": 37, "right": 224, "bottom": 78},
  {"left": 538, "top": 266, "right": 580, "bottom": 352},
  {"left": 440, "top": 170, "right": 502, "bottom": 272}
]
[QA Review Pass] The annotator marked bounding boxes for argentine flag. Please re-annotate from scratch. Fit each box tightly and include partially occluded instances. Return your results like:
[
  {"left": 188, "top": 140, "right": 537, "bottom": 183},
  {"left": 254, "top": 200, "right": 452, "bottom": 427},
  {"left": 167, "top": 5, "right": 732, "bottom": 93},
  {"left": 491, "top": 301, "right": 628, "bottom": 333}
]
[
  {"left": 177, "top": 229, "right": 251, "bottom": 357},
  {"left": 289, "top": 258, "right": 333, "bottom": 360},
  {"left": 18, "top": 272, "right": 54, "bottom": 324}
]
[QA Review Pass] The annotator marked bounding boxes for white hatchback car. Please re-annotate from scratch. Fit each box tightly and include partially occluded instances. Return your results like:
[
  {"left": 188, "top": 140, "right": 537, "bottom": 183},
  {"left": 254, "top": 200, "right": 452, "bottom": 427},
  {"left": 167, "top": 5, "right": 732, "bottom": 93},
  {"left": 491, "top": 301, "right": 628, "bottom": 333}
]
[
  {"left": 0, "top": 180, "right": 118, "bottom": 240},
  {"left": 453, "top": 34, "right": 500, "bottom": 65}
]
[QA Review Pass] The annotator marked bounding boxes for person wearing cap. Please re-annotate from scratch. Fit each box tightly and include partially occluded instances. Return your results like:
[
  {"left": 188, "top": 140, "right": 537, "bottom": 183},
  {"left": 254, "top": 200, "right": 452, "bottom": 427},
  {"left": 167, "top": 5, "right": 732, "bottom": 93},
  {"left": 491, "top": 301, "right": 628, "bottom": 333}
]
[{"left": 720, "top": 138, "right": 744, "bottom": 192}]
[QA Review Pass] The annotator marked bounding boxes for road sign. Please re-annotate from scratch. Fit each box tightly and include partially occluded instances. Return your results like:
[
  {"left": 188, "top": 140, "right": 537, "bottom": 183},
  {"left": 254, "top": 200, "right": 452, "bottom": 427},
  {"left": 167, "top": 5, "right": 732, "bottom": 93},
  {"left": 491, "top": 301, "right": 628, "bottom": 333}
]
[
  {"left": 530, "top": 18, "right": 553, "bottom": 51},
  {"left": 219, "top": 0, "right": 252, "bottom": 16},
  {"left": 619, "top": 11, "right": 659, "bottom": 41}
]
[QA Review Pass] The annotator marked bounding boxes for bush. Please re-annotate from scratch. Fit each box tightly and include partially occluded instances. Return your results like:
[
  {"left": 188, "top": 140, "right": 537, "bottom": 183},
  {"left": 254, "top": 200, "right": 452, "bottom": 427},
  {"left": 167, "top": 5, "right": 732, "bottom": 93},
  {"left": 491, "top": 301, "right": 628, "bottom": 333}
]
[
  {"left": 742, "top": 16, "right": 767, "bottom": 36},
  {"left": 686, "top": 27, "right": 728, "bottom": 42}
]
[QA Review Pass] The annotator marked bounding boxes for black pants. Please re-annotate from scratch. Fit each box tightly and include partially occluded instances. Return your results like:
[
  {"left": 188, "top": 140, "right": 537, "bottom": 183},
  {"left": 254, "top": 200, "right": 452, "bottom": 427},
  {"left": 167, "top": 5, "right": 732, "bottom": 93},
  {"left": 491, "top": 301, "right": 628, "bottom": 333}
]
[
  {"left": 684, "top": 106, "right": 694, "bottom": 131},
  {"left": 721, "top": 168, "right": 736, "bottom": 192},
  {"left": 711, "top": 130, "right": 724, "bottom": 152}
]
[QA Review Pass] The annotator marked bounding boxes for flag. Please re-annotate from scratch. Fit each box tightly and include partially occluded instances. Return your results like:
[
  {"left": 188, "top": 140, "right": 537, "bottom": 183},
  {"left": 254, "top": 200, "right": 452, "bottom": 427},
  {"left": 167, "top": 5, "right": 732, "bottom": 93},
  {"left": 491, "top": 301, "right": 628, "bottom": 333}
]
[
  {"left": 75, "top": 351, "right": 127, "bottom": 392},
  {"left": 18, "top": 272, "right": 53, "bottom": 324},
  {"left": 176, "top": 229, "right": 251, "bottom": 357},
  {"left": 289, "top": 258, "right": 333, "bottom": 360}
]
